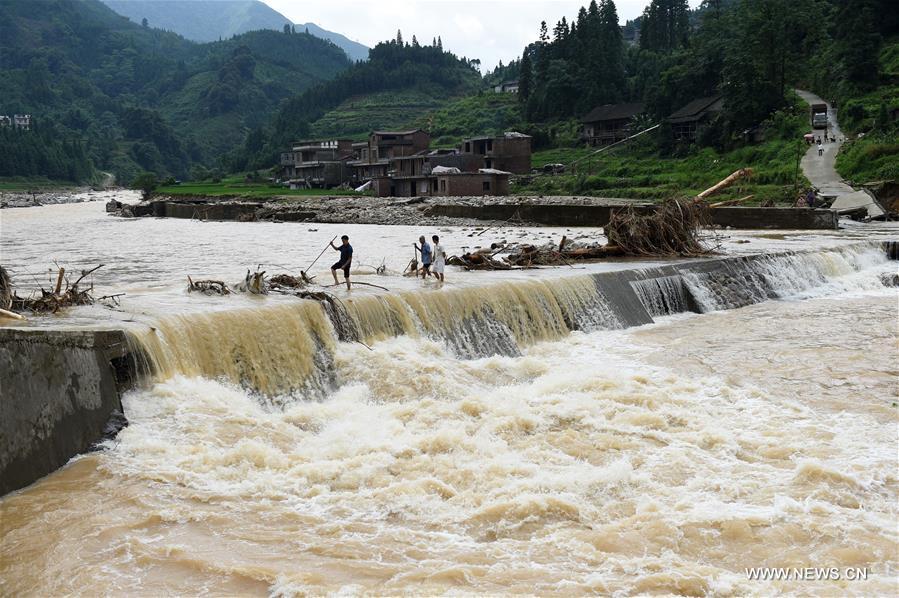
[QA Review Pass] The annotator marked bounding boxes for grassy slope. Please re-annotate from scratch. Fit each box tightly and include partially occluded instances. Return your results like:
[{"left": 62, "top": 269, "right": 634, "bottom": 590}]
[
  {"left": 422, "top": 93, "right": 525, "bottom": 147},
  {"left": 310, "top": 91, "right": 450, "bottom": 140},
  {"left": 309, "top": 90, "right": 525, "bottom": 145},
  {"left": 835, "top": 37, "right": 899, "bottom": 184},
  {"left": 156, "top": 177, "right": 358, "bottom": 198},
  {"left": 518, "top": 99, "right": 811, "bottom": 204}
]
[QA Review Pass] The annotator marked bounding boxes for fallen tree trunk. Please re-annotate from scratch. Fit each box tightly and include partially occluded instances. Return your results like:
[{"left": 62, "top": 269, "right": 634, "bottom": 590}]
[{"left": 696, "top": 168, "right": 753, "bottom": 200}]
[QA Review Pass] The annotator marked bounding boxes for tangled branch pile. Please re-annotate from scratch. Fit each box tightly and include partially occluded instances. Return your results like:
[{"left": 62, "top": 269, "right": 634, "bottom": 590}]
[
  {"left": 269, "top": 274, "right": 306, "bottom": 290},
  {"left": 187, "top": 276, "right": 231, "bottom": 295},
  {"left": 605, "top": 199, "right": 712, "bottom": 257},
  {"left": 505, "top": 240, "right": 624, "bottom": 266},
  {"left": 448, "top": 252, "right": 513, "bottom": 270},
  {"left": 8, "top": 265, "right": 104, "bottom": 314}
]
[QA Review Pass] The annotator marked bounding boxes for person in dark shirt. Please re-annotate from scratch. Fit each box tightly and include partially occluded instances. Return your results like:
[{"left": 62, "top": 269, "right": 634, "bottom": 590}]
[{"left": 330, "top": 235, "right": 353, "bottom": 290}]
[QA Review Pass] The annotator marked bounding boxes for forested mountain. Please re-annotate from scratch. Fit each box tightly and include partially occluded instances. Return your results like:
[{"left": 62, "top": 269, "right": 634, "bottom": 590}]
[
  {"left": 101, "top": 0, "right": 370, "bottom": 61},
  {"left": 0, "top": 0, "right": 351, "bottom": 181},
  {"left": 230, "top": 35, "right": 483, "bottom": 170},
  {"left": 298, "top": 22, "right": 369, "bottom": 62}
]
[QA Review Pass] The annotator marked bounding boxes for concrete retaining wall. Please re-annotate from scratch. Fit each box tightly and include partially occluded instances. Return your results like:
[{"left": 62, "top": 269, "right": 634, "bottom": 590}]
[
  {"left": 425, "top": 203, "right": 839, "bottom": 230},
  {"left": 0, "top": 328, "right": 132, "bottom": 495}
]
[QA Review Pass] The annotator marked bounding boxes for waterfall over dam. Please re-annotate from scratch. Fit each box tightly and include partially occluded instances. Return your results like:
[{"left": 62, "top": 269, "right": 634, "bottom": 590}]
[
  {"left": 2, "top": 238, "right": 897, "bottom": 596},
  {"left": 126, "top": 241, "right": 894, "bottom": 397}
]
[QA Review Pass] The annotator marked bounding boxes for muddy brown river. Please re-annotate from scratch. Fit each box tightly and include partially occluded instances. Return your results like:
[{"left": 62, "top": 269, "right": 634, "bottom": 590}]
[{"left": 0, "top": 199, "right": 897, "bottom": 595}]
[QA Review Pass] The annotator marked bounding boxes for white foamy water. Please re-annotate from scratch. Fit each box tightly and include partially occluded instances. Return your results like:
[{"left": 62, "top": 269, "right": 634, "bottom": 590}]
[{"left": 1, "top": 199, "right": 897, "bottom": 595}]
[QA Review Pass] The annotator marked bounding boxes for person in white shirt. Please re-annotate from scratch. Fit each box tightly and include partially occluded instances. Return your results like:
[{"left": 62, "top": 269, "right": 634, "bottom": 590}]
[{"left": 431, "top": 235, "right": 446, "bottom": 283}]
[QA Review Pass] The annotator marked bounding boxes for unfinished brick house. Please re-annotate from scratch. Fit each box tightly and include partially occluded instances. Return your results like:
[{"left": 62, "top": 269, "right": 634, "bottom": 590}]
[
  {"left": 280, "top": 139, "right": 354, "bottom": 188},
  {"left": 371, "top": 168, "right": 510, "bottom": 198},
  {"left": 347, "top": 130, "right": 431, "bottom": 185},
  {"left": 459, "top": 132, "right": 532, "bottom": 174},
  {"left": 433, "top": 170, "right": 510, "bottom": 196}
]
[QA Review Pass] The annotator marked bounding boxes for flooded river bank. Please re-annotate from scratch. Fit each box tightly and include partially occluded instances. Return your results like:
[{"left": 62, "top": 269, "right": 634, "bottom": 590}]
[{"left": 1, "top": 199, "right": 897, "bottom": 595}]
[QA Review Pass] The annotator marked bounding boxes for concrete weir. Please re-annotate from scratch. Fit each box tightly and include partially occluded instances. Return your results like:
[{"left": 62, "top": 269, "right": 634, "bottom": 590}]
[
  {"left": 0, "top": 328, "right": 134, "bottom": 496},
  {"left": 0, "top": 241, "right": 894, "bottom": 496}
]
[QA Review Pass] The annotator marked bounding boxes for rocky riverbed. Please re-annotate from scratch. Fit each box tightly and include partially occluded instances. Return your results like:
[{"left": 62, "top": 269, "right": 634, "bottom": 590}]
[{"left": 0, "top": 188, "right": 131, "bottom": 209}]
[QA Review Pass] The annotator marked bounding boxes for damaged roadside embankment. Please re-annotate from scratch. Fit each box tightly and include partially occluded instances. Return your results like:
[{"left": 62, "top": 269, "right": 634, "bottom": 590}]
[
  {"left": 2, "top": 241, "right": 895, "bottom": 496},
  {"left": 0, "top": 329, "right": 135, "bottom": 495},
  {"left": 110, "top": 195, "right": 840, "bottom": 230}
]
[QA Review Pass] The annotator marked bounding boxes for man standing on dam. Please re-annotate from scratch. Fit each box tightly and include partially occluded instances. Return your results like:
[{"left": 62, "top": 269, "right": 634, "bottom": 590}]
[{"left": 330, "top": 235, "right": 353, "bottom": 290}]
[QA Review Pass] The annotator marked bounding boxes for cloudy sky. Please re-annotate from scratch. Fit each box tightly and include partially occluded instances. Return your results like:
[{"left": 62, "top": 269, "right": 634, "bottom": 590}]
[{"left": 263, "top": 0, "right": 701, "bottom": 71}]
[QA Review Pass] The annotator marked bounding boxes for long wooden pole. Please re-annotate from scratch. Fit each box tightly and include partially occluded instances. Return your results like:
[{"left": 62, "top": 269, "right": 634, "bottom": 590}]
[
  {"left": 54, "top": 268, "right": 65, "bottom": 295},
  {"left": 305, "top": 235, "right": 338, "bottom": 273},
  {"left": 696, "top": 168, "right": 753, "bottom": 200},
  {"left": 0, "top": 307, "right": 25, "bottom": 321}
]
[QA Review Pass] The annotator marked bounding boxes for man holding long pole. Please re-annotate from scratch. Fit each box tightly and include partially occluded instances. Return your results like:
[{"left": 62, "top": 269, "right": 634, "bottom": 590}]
[{"left": 330, "top": 235, "right": 353, "bottom": 290}]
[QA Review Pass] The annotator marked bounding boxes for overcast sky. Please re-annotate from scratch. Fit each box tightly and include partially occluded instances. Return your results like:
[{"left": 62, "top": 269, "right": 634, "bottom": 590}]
[{"left": 263, "top": 0, "right": 702, "bottom": 71}]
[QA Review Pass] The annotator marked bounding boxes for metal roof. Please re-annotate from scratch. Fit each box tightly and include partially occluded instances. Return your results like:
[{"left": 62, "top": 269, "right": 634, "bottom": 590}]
[
  {"left": 580, "top": 102, "right": 645, "bottom": 123},
  {"left": 667, "top": 96, "right": 723, "bottom": 123}
]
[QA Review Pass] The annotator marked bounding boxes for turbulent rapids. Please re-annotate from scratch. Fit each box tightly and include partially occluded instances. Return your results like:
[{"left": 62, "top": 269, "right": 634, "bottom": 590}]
[
  {"left": 127, "top": 242, "right": 893, "bottom": 397},
  {"left": 1, "top": 238, "right": 897, "bottom": 596}
]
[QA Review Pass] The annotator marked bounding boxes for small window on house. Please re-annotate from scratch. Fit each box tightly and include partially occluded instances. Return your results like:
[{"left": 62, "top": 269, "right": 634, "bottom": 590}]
[
  {"left": 483, "top": 181, "right": 491, "bottom": 191},
  {"left": 440, "top": 179, "right": 446, "bottom": 192},
  {"left": 486, "top": 140, "right": 493, "bottom": 151}
]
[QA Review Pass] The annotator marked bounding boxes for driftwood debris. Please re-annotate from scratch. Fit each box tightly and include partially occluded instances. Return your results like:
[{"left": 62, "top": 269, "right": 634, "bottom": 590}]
[
  {"left": 606, "top": 198, "right": 711, "bottom": 256},
  {"left": 187, "top": 276, "right": 231, "bottom": 295},
  {"left": 269, "top": 273, "right": 308, "bottom": 290},
  {"left": 0, "top": 266, "right": 12, "bottom": 312},
  {"left": 505, "top": 243, "right": 623, "bottom": 266},
  {"left": 8, "top": 264, "right": 105, "bottom": 314},
  {"left": 709, "top": 194, "right": 754, "bottom": 208}
]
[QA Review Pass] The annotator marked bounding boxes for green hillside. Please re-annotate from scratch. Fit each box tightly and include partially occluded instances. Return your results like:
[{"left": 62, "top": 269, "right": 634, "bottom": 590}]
[
  {"left": 311, "top": 91, "right": 448, "bottom": 140},
  {"left": 834, "top": 37, "right": 899, "bottom": 184},
  {"left": 422, "top": 93, "right": 525, "bottom": 147},
  {"left": 233, "top": 37, "right": 483, "bottom": 170},
  {"left": 0, "top": 0, "right": 350, "bottom": 182}
]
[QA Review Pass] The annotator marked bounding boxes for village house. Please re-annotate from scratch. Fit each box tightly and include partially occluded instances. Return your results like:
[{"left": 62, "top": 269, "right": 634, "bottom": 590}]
[
  {"left": 459, "top": 132, "right": 532, "bottom": 174},
  {"left": 347, "top": 129, "right": 431, "bottom": 185},
  {"left": 580, "top": 102, "right": 645, "bottom": 146},
  {"left": 0, "top": 114, "right": 31, "bottom": 130},
  {"left": 371, "top": 167, "right": 510, "bottom": 198},
  {"left": 493, "top": 80, "right": 519, "bottom": 93},
  {"left": 667, "top": 96, "right": 723, "bottom": 142},
  {"left": 433, "top": 169, "right": 510, "bottom": 196},
  {"left": 279, "top": 129, "right": 523, "bottom": 196},
  {"left": 280, "top": 139, "right": 354, "bottom": 188}
]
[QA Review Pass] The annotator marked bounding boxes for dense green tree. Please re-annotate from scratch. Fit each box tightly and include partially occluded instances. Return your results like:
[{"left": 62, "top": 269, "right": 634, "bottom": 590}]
[
  {"left": 832, "top": 0, "right": 882, "bottom": 91},
  {"left": 639, "top": 0, "right": 690, "bottom": 52},
  {"left": 130, "top": 171, "right": 159, "bottom": 199},
  {"left": 518, "top": 50, "right": 533, "bottom": 102}
]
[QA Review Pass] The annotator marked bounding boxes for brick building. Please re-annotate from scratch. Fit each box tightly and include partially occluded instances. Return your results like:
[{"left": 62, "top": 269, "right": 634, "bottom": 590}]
[{"left": 459, "top": 132, "right": 532, "bottom": 174}]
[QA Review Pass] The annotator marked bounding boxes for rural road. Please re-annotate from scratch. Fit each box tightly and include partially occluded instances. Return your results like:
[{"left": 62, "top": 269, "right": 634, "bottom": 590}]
[{"left": 795, "top": 89, "right": 855, "bottom": 199}]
